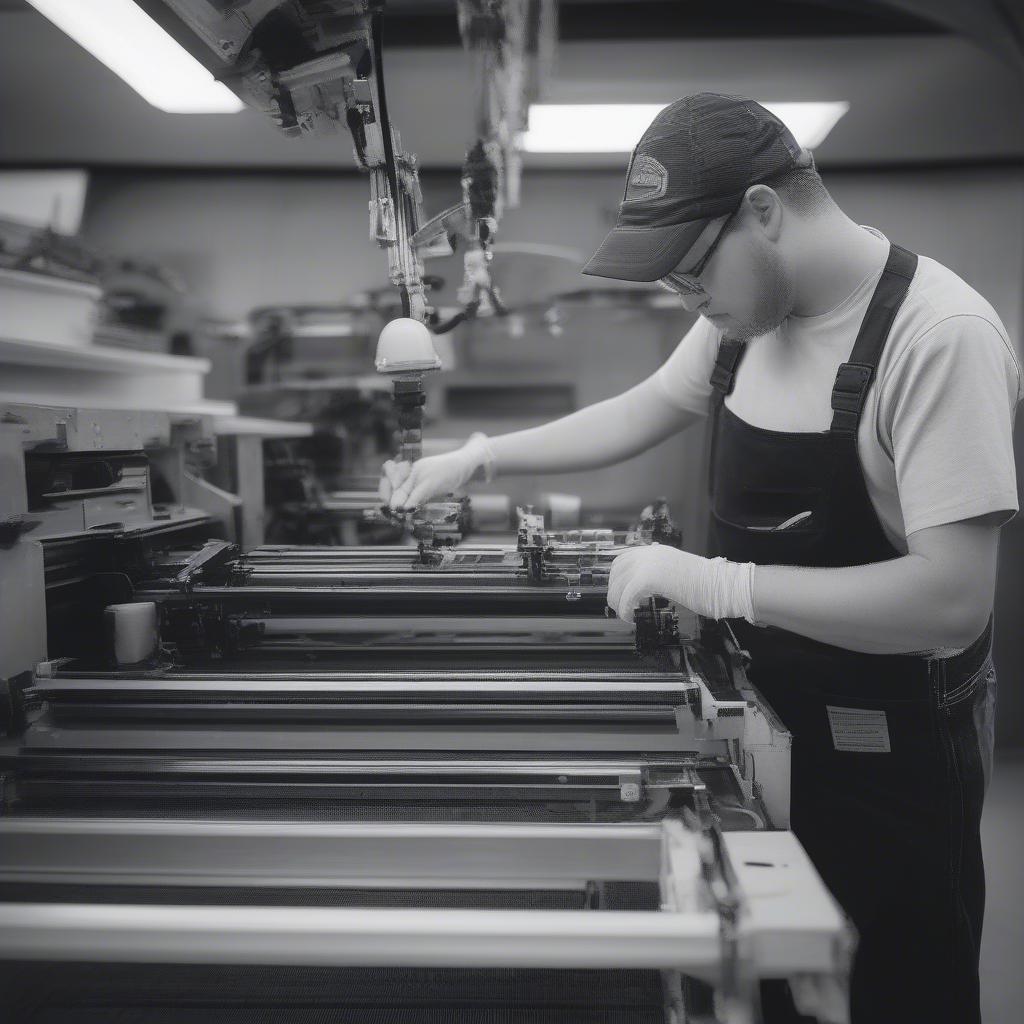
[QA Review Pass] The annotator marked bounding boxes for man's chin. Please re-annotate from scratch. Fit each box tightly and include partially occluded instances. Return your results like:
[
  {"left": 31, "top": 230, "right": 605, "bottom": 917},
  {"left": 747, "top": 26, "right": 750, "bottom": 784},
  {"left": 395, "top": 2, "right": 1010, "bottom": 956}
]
[
  {"left": 721, "top": 313, "right": 789, "bottom": 343},
  {"left": 722, "top": 322, "right": 767, "bottom": 343}
]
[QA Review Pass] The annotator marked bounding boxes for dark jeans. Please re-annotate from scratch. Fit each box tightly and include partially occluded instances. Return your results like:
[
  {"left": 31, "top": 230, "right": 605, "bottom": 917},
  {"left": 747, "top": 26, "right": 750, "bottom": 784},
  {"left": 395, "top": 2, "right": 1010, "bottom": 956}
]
[{"left": 748, "top": 632, "right": 996, "bottom": 1024}]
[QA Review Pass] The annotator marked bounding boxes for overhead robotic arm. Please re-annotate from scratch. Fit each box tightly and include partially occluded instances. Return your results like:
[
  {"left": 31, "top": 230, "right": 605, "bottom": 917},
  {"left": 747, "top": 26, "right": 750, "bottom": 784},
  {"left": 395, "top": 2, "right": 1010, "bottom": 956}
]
[
  {"left": 138, "top": 0, "right": 554, "bottom": 327},
  {"left": 132, "top": 0, "right": 555, "bottom": 529},
  {"left": 142, "top": 0, "right": 429, "bottom": 318},
  {"left": 415, "top": 0, "right": 555, "bottom": 332}
]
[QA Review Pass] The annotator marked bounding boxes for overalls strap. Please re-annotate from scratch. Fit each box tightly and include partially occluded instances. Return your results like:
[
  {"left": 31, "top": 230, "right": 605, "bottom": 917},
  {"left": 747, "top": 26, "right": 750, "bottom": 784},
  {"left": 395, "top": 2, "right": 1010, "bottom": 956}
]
[
  {"left": 709, "top": 337, "right": 747, "bottom": 403},
  {"left": 830, "top": 244, "right": 918, "bottom": 436}
]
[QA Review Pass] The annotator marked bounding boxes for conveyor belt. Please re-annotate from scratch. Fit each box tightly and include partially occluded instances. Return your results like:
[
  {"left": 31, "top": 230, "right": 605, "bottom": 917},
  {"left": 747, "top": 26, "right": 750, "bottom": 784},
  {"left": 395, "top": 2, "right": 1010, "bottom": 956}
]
[
  {"left": 236, "top": 551, "right": 620, "bottom": 583},
  {"left": 241, "top": 569, "right": 535, "bottom": 584},
  {"left": 35, "top": 669, "right": 694, "bottom": 697},
  {"left": 40, "top": 666, "right": 689, "bottom": 682},
  {"left": 1, "top": 964, "right": 666, "bottom": 1024},
  {"left": 44, "top": 705, "right": 685, "bottom": 728},
  {"left": 239, "top": 542, "right": 626, "bottom": 564},
  {"left": 56, "top": 641, "right": 690, "bottom": 674},
  {"left": 31, "top": 665, "right": 701, "bottom": 727},
  {"left": 143, "top": 586, "right": 613, "bottom": 617},
  {"left": 0, "top": 882, "right": 660, "bottom": 910},
  {"left": 203, "top": 614, "right": 645, "bottom": 657},
  {"left": 15, "top": 659, "right": 719, "bottom": 752},
  {"left": 2, "top": 754, "right": 742, "bottom": 822},
  {"left": 6, "top": 798, "right": 678, "bottom": 823}
]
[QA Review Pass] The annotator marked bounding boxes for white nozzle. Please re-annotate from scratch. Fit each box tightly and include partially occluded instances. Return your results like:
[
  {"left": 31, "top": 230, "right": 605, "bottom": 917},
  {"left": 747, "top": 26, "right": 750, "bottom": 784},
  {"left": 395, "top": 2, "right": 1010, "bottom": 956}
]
[{"left": 374, "top": 317, "right": 442, "bottom": 375}]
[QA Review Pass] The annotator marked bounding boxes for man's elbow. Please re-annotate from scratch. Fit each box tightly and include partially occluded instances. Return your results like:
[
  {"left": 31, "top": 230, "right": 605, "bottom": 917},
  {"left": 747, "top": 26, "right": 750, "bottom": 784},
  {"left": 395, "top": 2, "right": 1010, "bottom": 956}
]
[
  {"left": 934, "top": 593, "right": 990, "bottom": 650},
  {"left": 907, "top": 521, "right": 999, "bottom": 651}
]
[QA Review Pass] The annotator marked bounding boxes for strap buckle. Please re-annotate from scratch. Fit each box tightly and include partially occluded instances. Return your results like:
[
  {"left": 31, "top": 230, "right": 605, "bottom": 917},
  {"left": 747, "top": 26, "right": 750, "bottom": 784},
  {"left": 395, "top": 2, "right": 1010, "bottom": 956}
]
[
  {"left": 831, "top": 362, "right": 874, "bottom": 415},
  {"left": 710, "top": 341, "right": 746, "bottom": 395},
  {"left": 829, "top": 361, "right": 874, "bottom": 435},
  {"left": 710, "top": 362, "right": 736, "bottom": 394}
]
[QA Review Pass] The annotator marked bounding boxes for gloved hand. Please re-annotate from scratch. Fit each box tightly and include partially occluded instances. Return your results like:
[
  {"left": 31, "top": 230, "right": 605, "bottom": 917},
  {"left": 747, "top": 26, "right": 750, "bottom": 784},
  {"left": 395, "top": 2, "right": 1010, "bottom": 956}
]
[
  {"left": 606, "top": 543, "right": 758, "bottom": 624},
  {"left": 379, "top": 432, "right": 496, "bottom": 511}
]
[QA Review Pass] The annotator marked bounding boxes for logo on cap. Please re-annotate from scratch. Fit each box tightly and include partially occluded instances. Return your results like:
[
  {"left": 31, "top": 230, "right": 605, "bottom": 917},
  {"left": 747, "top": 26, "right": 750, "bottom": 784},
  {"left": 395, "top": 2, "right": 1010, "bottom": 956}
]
[{"left": 624, "top": 154, "right": 668, "bottom": 203}]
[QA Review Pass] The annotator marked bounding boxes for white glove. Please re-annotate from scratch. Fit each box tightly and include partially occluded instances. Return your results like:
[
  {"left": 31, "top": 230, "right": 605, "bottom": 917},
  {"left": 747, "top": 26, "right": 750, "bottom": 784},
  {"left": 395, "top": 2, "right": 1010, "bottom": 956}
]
[
  {"left": 606, "top": 543, "right": 758, "bottom": 624},
  {"left": 379, "top": 433, "right": 496, "bottom": 511}
]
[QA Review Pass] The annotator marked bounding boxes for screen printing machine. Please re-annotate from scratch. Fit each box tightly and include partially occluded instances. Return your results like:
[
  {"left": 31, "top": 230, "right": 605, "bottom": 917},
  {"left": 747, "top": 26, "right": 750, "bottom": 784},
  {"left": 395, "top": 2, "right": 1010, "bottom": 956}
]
[
  {"left": 0, "top": 2, "right": 849, "bottom": 1020},
  {"left": 0, "top": 317, "right": 852, "bottom": 1024}
]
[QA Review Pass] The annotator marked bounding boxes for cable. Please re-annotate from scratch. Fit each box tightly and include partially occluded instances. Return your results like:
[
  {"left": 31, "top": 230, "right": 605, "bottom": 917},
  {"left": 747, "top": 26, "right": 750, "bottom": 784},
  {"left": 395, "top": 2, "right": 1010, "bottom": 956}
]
[{"left": 369, "top": 4, "right": 410, "bottom": 318}]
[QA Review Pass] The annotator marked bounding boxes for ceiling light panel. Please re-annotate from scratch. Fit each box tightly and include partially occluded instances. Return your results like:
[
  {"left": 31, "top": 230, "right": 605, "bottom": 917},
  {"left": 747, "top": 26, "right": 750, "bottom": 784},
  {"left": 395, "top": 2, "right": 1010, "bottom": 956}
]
[
  {"left": 26, "top": 0, "right": 245, "bottom": 113},
  {"left": 522, "top": 101, "right": 849, "bottom": 152}
]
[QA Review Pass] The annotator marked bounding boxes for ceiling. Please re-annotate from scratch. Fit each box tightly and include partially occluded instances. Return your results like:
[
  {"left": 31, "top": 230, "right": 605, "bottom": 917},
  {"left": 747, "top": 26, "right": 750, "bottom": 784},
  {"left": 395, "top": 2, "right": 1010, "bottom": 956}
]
[
  {"left": 0, "top": 1, "right": 1021, "bottom": 171},
  {"left": 0, "top": 0, "right": 949, "bottom": 41},
  {"left": 341, "top": 0, "right": 942, "bottom": 44}
]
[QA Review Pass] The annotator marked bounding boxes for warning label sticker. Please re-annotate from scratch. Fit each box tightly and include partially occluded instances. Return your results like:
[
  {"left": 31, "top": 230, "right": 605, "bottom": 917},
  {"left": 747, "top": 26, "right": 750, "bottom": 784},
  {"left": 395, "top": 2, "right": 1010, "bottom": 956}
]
[{"left": 826, "top": 706, "right": 891, "bottom": 753}]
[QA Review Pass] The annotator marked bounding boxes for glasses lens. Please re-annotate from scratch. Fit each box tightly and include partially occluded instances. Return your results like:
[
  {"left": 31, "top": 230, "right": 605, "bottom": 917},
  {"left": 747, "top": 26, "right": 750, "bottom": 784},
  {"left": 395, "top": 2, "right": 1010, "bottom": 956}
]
[{"left": 660, "top": 271, "right": 702, "bottom": 296}]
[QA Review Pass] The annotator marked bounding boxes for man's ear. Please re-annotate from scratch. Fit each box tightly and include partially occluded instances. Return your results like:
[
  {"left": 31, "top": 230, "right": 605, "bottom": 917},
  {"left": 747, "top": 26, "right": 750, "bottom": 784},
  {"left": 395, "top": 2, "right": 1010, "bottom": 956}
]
[{"left": 743, "top": 184, "right": 783, "bottom": 241}]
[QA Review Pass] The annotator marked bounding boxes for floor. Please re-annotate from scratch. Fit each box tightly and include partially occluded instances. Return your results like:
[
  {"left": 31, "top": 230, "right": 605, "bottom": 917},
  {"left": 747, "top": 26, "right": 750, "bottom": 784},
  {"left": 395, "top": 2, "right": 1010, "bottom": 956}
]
[{"left": 981, "top": 750, "right": 1024, "bottom": 1023}]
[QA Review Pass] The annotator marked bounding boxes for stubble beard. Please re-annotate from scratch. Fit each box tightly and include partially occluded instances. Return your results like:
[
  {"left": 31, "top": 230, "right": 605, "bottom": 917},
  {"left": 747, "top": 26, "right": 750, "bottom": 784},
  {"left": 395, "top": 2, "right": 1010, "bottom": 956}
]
[{"left": 722, "top": 244, "right": 794, "bottom": 343}]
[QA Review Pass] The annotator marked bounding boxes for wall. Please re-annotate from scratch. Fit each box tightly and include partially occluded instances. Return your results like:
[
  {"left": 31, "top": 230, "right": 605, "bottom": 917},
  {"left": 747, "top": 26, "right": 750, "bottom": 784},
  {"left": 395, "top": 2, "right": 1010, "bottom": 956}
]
[
  {"left": 80, "top": 164, "right": 1024, "bottom": 746},
  {"left": 81, "top": 165, "right": 1024, "bottom": 341},
  {"left": 80, "top": 169, "right": 630, "bottom": 318},
  {"left": 825, "top": 168, "right": 1024, "bottom": 355}
]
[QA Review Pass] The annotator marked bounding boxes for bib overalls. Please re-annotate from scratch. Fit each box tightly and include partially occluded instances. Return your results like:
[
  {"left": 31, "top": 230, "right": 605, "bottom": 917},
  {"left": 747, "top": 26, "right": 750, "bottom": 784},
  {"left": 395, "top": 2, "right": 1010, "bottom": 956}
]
[{"left": 707, "top": 244, "right": 994, "bottom": 1023}]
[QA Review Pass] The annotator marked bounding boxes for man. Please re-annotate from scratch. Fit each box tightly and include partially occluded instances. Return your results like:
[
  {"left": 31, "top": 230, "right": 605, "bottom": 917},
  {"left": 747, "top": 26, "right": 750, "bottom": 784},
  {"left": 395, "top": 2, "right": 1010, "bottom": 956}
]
[{"left": 379, "top": 94, "right": 1019, "bottom": 1022}]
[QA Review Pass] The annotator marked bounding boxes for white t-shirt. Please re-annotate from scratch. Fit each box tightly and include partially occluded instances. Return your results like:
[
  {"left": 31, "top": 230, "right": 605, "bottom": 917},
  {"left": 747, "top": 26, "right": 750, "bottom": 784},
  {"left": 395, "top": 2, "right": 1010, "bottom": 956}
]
[{"left": 655, "top": 230, "right": 1022, "bottom": 553}]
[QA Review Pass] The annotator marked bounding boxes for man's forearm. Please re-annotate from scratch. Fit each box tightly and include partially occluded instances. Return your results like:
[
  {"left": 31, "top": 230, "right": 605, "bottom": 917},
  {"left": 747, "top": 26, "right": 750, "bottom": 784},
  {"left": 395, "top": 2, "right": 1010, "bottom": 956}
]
[
  {"left": 487, "top": 377, "right": 700, "bottom": 476},
  {"left": 753, "top": 554, "right": 990, "bottom": 654},
  {"left": 488, "top": 401, "right": 642, "bottom": 475},
  {"left": 382, "top": 376, "right": 699, "bottom": 508}
]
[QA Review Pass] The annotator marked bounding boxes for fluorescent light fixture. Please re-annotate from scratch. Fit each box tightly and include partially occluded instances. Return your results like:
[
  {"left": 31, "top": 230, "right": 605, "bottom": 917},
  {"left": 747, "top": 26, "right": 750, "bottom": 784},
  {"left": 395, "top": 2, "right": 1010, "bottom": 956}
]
[
  {"left": 26, "top": 0, "right": 245, "bottom": 113},
  {"left": 761, "top": 102, "right": 850, "bottom": 149},
  {"left": 522, "top": 101, "right": 849, "bottom": 153}
]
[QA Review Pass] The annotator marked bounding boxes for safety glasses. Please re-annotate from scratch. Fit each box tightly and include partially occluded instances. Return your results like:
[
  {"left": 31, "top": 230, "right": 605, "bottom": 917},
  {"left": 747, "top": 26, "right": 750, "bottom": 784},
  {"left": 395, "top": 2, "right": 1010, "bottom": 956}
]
[{"left": 659, "top": 204, "right": 740, "bottom": 296}]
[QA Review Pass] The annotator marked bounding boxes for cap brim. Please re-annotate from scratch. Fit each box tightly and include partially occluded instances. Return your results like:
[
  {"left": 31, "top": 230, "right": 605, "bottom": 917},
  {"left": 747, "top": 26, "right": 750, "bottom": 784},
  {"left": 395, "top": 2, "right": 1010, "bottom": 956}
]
[{"left": 581, "top": 219, "right": 710, "bottom": 282}]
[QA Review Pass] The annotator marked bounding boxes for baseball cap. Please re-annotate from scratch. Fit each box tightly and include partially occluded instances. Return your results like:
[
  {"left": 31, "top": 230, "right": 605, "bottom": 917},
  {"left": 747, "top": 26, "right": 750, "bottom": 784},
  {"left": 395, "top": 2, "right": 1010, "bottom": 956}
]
[{"left": 582, "top": 93, "right": 811, "bottom": 282}]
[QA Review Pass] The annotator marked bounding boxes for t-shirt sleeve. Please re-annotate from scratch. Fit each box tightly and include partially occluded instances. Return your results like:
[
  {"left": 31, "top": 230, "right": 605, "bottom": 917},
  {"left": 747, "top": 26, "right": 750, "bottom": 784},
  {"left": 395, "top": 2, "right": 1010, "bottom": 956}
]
[
  {"left": 653, "top": 316, "right": 721, "bottom": 416},
  {"left": 881, "top": 315, "right": 1022, "bottom": 536}
]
